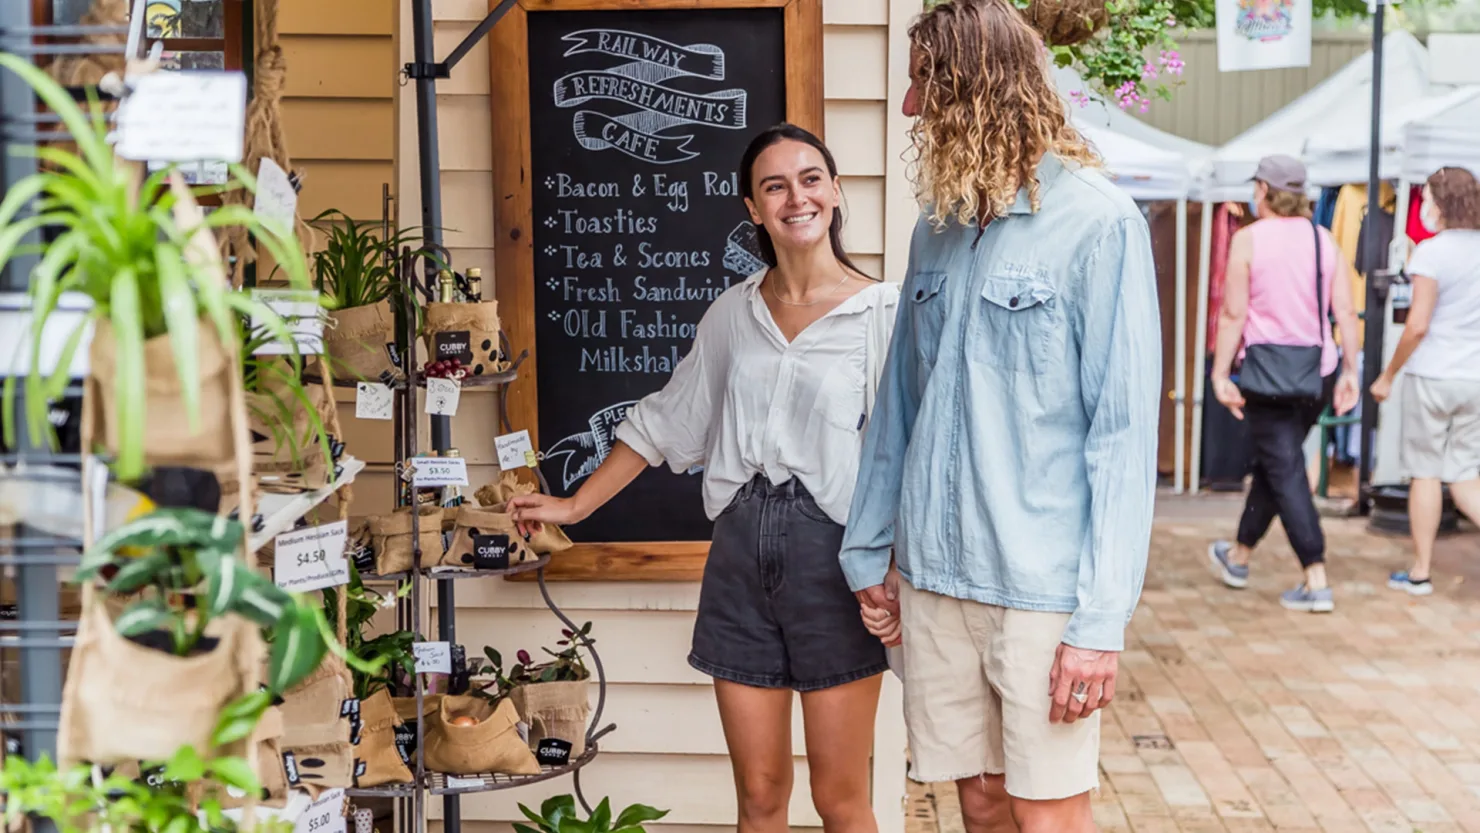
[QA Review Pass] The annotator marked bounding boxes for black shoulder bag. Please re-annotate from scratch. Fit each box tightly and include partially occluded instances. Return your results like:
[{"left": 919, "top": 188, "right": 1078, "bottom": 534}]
[{"left": 1237, "top": 219, "right": 1326, "bottom": 401}]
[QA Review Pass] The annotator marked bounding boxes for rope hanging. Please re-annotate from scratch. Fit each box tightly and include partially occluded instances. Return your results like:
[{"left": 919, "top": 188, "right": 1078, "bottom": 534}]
[{"left": 219, "top": 0, "right": 318, "bottom": 286}]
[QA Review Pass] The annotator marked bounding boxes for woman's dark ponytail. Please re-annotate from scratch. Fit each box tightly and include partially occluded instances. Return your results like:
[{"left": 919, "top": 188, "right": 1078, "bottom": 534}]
[{"left": 738, "top": 123, "right": 872, "bottom": 279}]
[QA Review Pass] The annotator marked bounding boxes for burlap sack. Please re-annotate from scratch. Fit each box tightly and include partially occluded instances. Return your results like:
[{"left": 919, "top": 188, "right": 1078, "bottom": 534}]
[
  {"left": 440, "top": 506, "right": 536, "bottom": 569},
  {"left": 248, "top": 374, "right": 335, "bottom": 492},
  {"left": 57, "top": 599, "right": 261, "bottom": 766},
  {"left": 474, "top": 473, "right": 573, "bottom": 555},
  {"left": 423, "top": 301, "right": 502, "bottom": 377},
  {"left": 423, "top": 695, "right": 540, "bottom": 776},
  {"left": 87, "top": 318, "right": 234, "bottom": 469},
  {"left": 279, "top": 655, "right": 354, "bottom": 788},
  {"left": 221, "top": 704, "right": 289, "bottom": 810},
  {"left": 353, "top": 688, "right": 414, "bottom": 787},
  {"left": 367, "top": 505, "right": 444, "bottom": 575},
  {"left": 511, "top": 681, "right": 590, "bottom": 758},
  {"left": 326, "top": 300, "right": 396, "bottom": 382}
]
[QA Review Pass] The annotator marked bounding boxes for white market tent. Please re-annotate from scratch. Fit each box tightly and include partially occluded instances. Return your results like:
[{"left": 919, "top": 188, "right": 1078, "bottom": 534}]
[
  {"left": 1401, "top": 86, "right": 1480, "bottom": 181},
  {"left": 1305, "top": 85, "right": 1474, "bottom": 186},
  {"left": 1055, "top": 66, "right": 1216, "bottom": 491},
  {"left": 1185, "top": 30, "right": 1438, "bottom": 492}
]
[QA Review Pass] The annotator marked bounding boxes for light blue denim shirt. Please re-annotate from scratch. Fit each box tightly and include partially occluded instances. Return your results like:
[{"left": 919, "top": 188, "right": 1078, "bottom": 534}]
[{"left": 839, "top": 154, "right": 1161, "bottom": 652}]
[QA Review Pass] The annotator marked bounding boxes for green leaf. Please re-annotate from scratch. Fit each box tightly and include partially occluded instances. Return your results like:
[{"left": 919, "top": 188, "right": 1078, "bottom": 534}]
[
  {"left": 102, "top": 550, "right": 172, "bottom": 594},
  {"left": 212, "top": 690, "right": 271, "bottom": 746},
  {"left": 612, "top": 805, "right": 669, "bottom": 830},
  {"left": 236, "top": 571, "right": 293, "bottom": 628},
  {"left": 154, "top": 244, "right": 201, "bottom": 434},
  {"left": 207, "top": 756, "right": 262, "bottom": 795},
  {"left": 204, "top": 553, "right": 248, "bottom": 618},
  {"left": 589, "top": 798, "right": 612, "bottom": 833},
  {"left": 162, "top": 815, "right": 190, "bottom": 833},
  {"left": 267, "top": 602, "right": 329, "bottom": 694},
  {"left": 162, "top": 746, "right": 205, "bottom": 783},
  {"left": 113, "top": 598, "right": 174, "bottom": 638},
  {"left": 542, "top": 795, "right": 578, "bottom": 829}
]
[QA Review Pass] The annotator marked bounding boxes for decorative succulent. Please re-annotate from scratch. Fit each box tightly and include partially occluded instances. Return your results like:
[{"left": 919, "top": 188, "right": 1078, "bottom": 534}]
[
  {"left": 0, "top": 53, "right": 313, "bottom": 481},
  {"left": 468, "top": 622, "right": 594, "bottom": 704},
  {"left": 515, "top": 795, "right": 667, "bottom": 833},
  {"left": 310, "top": 209, "right": 434, "bottom": 311}
]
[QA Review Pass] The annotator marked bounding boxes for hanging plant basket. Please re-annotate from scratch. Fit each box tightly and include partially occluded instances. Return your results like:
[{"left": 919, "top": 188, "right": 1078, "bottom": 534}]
[
  {"left": 325, "top": 299, "right": 397, "bottom": 382},
  {"left": 1019, "top": 0, "right": 1108, "bottom": 47},
  {"left": 86, "top": 318, "right": 237, "bottom": 472}
]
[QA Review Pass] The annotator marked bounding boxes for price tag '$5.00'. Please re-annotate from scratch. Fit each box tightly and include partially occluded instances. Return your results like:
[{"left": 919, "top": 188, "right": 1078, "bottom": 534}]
[{"left": 294, "top": 788, "right": 346, "bottom": 833}]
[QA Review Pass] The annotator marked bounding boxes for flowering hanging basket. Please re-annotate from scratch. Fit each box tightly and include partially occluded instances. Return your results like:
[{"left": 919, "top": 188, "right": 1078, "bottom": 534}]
[{"left": 1020, "top": 0, "right": 1109, "bottom": 47}]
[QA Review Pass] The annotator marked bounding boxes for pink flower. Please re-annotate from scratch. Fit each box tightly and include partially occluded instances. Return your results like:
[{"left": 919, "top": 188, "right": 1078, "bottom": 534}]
[
  {"left": 1140, "top": 102, "right": 1150, "bottom": 113},
  {"left": 1142, "top": 62, "right": 1159, "bottom": 80},
  {"left": 1069, "top": 89, "right": 1091, "bottom": 108}
]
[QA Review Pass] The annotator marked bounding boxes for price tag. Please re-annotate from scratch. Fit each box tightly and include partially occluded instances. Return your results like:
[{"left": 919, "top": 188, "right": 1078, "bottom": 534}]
[
  {"left": 115, "top": 71, "right": 247, "bottom": 164},
  {"left": 445, "top": 775, "right": 485, "bottom": 790},
  {"left": 411, "top": 457, "right": 468, "bottom": 488},
  {"left": 294, "top": 788, "right": 346, "bottom": 833},
  {"left": 273, "top": 521, "right": 349, "bottom": 593},
  {"left": 495, "top": 430, "right": 536, "bottom": 472},
  {"left": 425, "top": 377, "right": 461, "bottom": 417},
  {"left": 250, "top": 288, "right": 324, "bottom": 356},
  {"left": 413, "top": 641, "right": 453, "bottom": 674},
  {"left": 253, "top": 158, "right": 298, "bottom": 235},
  {"left": 356, "top": 382, "right": 394, "bottom": 421}
]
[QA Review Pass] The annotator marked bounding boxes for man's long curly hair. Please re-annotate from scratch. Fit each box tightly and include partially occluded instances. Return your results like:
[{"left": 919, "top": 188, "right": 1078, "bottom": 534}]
[{"left": 907, "top": 0, "right": 1100, "bottom": 230}]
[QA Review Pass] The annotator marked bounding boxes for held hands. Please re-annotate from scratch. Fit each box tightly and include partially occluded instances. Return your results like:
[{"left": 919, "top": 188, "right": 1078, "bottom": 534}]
[
  {"left": 855, "top": 563, "right": 902, "bottom": 648},
  {"left": 506, "top": 493, "right": 587, "bottom": 540},
  {"left": 1211, "top": 374, "right": 1245, "bottom": 421},
  {"left": 1369, "top": 372, "right": 1393, "bottom": 405},
  {"left": 1049, "top": 644, "right": 1118, "bottom": 724}
]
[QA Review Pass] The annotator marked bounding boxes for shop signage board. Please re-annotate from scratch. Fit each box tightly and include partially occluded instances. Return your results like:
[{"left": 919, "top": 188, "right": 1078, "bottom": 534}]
[{"left": 492, "top": 0, "right": 823, "bottom": 579}]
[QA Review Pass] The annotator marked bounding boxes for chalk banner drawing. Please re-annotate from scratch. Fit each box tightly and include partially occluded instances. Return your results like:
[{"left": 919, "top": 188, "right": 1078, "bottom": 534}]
[
  {"left": 546, "top": 401, "right": 703, "bottom": 490},
  {"left": 554, "top": 29, "right": 749, "bottom": 165}
]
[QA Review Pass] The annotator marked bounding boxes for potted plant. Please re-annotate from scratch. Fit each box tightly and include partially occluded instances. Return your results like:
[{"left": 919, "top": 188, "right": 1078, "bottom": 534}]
[
  {"left": 515, "top": 795, "right": 668, "bottom": 833},
  {"left": 472, "top": 624, "right": 594, "bottom": 759},
  {"left": 312, "top": 209, "right": 431, "bottom": 383},
  {"left": 62, "top": 506, "right": 370, "bottom": 766},
  {"left": 1, "top": 746, "right": 291, "bottom": 833},
  {"left": 0, "top": 53, "right": 314, "bottom": 482}
]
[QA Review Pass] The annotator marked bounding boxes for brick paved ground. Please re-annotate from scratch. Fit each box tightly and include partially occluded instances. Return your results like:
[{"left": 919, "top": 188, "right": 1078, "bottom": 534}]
[{"left": 905, "top": 493, "right": 1480, "bottom": 833}]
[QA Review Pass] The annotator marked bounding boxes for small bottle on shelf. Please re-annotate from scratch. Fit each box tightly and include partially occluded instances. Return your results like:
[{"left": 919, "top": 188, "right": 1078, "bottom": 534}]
[
  {"left": 465, "top": 267, "right": 483, "bottom": 302},
  {"left": 437, "top": 269, "right": 457, "bottom": 304}
]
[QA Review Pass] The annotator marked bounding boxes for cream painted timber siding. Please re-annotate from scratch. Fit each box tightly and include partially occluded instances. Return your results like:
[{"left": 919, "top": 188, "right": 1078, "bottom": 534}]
[
  {"left": 277, "top": 0, "right": 398, "bottom": 220},
  {"left": 394, "top": 2, "right": 922, "bottom": 831}
]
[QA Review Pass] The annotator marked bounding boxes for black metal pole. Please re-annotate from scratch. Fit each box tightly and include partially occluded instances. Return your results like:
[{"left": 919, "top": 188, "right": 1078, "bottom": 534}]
[
  {"left": 1358, "top": 3, "right": 1386, "bottom": 513},
  {"left": 411, "top": 0, "right": 453, "bottom": 455}
]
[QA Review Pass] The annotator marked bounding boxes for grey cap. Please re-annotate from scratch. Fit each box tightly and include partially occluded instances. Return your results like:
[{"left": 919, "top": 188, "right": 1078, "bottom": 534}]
[{"left": 1251, "top": 154, "right": 1307, "bottom": 193}]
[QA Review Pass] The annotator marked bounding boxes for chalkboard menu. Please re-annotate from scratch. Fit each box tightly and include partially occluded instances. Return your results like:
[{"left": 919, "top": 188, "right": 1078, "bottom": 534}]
[{"left": 525, "top": 9, "right": 786, "bottom": 543}]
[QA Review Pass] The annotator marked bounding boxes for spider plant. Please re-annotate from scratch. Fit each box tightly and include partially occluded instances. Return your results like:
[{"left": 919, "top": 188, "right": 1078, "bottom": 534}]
[
  {"left": 311, "top": 209, "right": 433, "bottom": 311},
  {"left": 0, "top": 53, "right": 313, "bottom": 481}
]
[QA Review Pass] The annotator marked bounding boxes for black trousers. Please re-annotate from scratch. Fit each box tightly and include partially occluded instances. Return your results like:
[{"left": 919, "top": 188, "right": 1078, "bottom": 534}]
[{"left": 1236, "top": 375, "right": 1336, "bottom": 568}]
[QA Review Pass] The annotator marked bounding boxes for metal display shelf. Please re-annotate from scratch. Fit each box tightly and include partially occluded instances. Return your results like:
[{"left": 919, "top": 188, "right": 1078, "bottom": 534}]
[
  {"left": 345, "top": 741, "right": 605, "bottom": 800},
  {"left": 248, "top": 455, "right": 366, "bottom": 552}
]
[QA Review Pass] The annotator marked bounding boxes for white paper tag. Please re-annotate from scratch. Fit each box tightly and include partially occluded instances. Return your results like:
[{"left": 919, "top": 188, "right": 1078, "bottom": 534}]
[
  {"left": 425, "top": 377, "right": 461, "bottom": 417},
  {"left": 411, "top": 457, "right": 468, "bottom": 487},
  {"left": 253, "top": 158, "right": 298, "bottom": 236},
  {"left": 294, "top": 788, "right": 346, "bottom": 833},
  {"left": 355, "top": 382, "right": 394, "bottom": 421},
  {"left": 250, "top": 288, "right": 324, "bottom": 355},
  {"left": 445, "top": 775, "right": 485, "bottom": 789},
  {"left": 273, "top": 521, "right": 350, "bottom": 593},
  {"left": 115, "top": 71, "right": 247, "bottom": 163},
  {"left": 413, "top": 641, "right": 453, "bottom": 673},
  {"left": 495, "top": 430, "right": 536, "bottom": 472}
]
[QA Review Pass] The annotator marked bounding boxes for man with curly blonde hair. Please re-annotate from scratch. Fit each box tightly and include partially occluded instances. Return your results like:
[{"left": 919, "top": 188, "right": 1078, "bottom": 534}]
[{"left": 839, "top": 0, "right": 1161, "bottom": 830}]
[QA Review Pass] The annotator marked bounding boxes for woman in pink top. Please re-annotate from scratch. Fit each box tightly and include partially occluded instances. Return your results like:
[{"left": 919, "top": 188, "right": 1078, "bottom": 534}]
[{"left": 1208, "top": 155, "right": 1361, "bottom": 613}]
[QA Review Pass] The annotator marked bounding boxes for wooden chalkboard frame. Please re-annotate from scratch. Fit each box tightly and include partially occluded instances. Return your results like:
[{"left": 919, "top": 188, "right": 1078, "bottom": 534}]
[{"left": 491, "top": 0, "right": 824, "bottom": 582}]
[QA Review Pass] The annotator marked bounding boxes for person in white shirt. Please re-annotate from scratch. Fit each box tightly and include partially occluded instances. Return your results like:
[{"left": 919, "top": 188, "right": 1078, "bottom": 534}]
[
  {"left": 1371, "top": 166, "right": 1480, "bottom": 596},
  {"left": 509, "top": 123, "right": 901, "bottom": 833}
]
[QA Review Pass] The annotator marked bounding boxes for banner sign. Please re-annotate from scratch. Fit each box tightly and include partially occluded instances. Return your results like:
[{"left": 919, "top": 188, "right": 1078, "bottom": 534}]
[{"left": 1217, "top": 0, "right": 1312, "bottom": 71}]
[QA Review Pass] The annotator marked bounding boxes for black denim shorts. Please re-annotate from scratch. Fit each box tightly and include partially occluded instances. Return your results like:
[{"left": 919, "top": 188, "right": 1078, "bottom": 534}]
[{"left": 688, "top": 476, "right": 889, "bottom": 692}]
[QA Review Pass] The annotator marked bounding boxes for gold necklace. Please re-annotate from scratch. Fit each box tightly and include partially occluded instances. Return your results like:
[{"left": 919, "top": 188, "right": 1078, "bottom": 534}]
[{"left": 767, "top": 269, "right": 850, "bottom": 307}]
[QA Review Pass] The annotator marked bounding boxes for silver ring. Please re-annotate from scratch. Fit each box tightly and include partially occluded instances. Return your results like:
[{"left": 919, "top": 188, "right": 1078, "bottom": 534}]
[{"left": 1071, "top": 682, "right": 1089, "bottom": 703}]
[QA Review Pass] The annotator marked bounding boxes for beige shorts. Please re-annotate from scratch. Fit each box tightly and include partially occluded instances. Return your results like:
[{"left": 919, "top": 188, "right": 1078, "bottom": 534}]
[
  {"left": 898, "top": 580, "right": 1099, "bottom": 801},
  {"left": 1401, "top": 375, "right": 1480, "bottom": 483}
]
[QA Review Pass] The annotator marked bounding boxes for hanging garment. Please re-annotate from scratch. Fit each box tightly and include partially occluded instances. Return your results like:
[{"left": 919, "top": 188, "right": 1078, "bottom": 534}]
[
  {"left": 1407, "top": 184, "right": 1437, "bottom": 245},
  {"left": 1314, "top": 187, "right": 1340, "bottom": 229},
  {"left": 1355, "top": 206, "right": 1397, "bottom": 277}
]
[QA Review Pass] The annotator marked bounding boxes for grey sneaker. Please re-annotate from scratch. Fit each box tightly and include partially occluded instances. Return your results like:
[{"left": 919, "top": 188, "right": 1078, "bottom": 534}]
[
  {"left": 1280, "top": 584, "right": 1335, "bottom": 613},
  {"left": 1207, "top": 541, "right": 1250, "bottom": 589}
]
